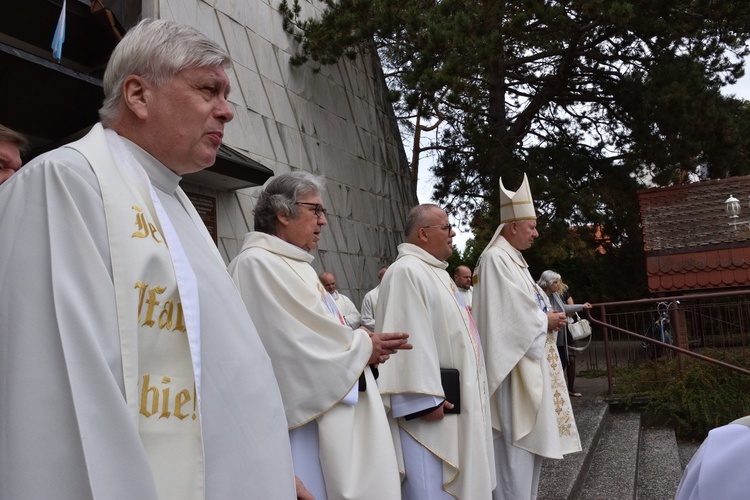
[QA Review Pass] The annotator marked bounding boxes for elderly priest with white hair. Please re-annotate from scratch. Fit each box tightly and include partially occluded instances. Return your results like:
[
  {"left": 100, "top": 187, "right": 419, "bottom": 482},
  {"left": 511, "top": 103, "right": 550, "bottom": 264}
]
[
  {"left": 0, "top": 19, "right": 298, "bottom": 499},
  {"left": 473, "top": 174, "right": 581, "bottom": 500},
  {"left": 228, "top": 171, "right": 411, "bottom": 500}
]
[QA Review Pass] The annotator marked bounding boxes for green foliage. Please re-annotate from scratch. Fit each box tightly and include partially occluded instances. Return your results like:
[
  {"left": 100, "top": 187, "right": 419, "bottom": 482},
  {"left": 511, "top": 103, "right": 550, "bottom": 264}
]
[
  {"left": 280, "top": 0, "right": 750, "bottom": 300},
  {"left": 613, "top": 351, "right": 750, "bottom": 440},
  {"left": 446, "top": 241, "right": 482, "bottom": 277},
  {"left": 445, "top": 244, "right": 463, "bottom": 276}
]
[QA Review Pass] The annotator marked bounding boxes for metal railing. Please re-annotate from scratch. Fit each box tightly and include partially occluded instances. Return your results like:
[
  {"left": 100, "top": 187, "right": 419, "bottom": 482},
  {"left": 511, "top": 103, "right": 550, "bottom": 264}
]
[{"left": 580, "top": 290, "right": 750, "bottom": 394}]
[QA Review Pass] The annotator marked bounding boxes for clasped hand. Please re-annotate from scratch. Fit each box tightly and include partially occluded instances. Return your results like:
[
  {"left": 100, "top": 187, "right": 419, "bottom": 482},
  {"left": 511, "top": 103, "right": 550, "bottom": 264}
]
[
  {"left": 546, "top": 310, "right": 567, "bottom": 332},
  {"left": 368, "top": 332, "right": 412, "bottom": 365}
]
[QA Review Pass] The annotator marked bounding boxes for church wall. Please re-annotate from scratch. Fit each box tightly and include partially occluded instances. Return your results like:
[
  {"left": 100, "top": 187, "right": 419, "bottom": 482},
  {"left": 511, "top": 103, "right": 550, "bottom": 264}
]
[{"left": 151, "top": 0, "right": 417, "bottom": 304}]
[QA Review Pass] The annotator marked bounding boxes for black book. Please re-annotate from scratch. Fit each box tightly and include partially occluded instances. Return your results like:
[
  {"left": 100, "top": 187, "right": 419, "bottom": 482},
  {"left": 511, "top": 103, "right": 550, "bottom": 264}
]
[
  {"left": 404, "top": 368, "right": 461, "bottom": 419},
  {"left": 440, "top": 368, "right": 460, "bottom": 414}
]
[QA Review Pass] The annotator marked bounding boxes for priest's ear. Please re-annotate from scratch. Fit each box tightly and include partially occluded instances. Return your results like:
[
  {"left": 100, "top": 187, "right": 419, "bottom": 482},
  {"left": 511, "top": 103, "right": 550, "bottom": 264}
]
[
  {"left": 276, "top": 209, "right": 292, "bottom": 227},
  {"left": 121, "top": 75, "right": 150, "bottom": 120},
  {"left": 416, "top": 226, "right": 431, "bottom": 243}
]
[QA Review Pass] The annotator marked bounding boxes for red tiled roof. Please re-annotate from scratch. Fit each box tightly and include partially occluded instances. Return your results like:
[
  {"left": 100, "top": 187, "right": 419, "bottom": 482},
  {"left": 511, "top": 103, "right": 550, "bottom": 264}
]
[
  {"left": 638, "top": 176, "right": 750, "bottom": 293},
  {"left": 645, "top": 249, "right": 750, "bottom": 293}
]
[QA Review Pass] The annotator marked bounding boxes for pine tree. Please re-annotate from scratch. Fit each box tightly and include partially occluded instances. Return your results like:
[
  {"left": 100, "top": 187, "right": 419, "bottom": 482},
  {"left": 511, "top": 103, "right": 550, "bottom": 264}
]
[{"left": 281, "top": 0, "right": 750, "bottom": 299}]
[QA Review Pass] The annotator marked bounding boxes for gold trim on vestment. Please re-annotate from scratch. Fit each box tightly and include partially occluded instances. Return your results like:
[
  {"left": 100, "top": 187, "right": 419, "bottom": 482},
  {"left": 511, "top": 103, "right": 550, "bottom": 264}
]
[
  {"left": 278, "top": 254, "right": 373, "bottom": 430},
  {"left": 545, "top": 335, "right": 575, "bottom": 437},
  {"left": 397, "top": 423, "right": 460, "bottom": 500},
  {"left": 500, "top": 215, "right": 537, "bottom": 223}
]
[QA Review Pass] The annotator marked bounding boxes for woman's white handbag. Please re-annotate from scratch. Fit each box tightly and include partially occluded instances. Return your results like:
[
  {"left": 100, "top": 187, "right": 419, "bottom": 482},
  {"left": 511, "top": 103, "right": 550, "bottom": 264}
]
[
  {"left": 569, "top": 314, "right": 592, "bottom": 341},
  {"left": 568, "top": 313, "right": 592, "bottom": 351}
]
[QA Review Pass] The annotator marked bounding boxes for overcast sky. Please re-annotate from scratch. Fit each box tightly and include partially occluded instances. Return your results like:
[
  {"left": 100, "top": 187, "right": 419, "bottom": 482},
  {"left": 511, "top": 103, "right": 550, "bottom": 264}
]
[{"left": 419, "top": 70, "right": 750, "bottom": 253}]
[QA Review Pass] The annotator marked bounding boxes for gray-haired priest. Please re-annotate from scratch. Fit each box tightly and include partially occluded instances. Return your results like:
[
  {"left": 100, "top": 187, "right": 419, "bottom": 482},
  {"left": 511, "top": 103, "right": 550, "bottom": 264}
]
[
  {"left": 0, "top": 19, "right": 297, "bottom": 499},
  {"left": 376, "top": 203, "right": 496, "bottom": 499},
  {"left": 473, "top": 174, "right": 581, "bottom": 500},
  {"left": 228, "top": 171, "right": 411, "bottom": 500}
]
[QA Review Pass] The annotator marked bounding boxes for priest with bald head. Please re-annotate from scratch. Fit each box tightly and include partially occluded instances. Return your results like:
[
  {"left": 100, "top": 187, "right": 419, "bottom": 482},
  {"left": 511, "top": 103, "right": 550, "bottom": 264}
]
[{"left": 376, "top": 203, "right": 496, "bottom": 499}]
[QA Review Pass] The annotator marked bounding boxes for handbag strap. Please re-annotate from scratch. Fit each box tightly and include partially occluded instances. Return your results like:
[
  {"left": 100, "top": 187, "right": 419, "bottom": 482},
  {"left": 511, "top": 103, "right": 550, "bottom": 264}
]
[
  {"left": 568, "top": 315, "right": 592, "bottom": 351},
  {"left": 568, "top": 334, "right": 591, "bottom": 351}
]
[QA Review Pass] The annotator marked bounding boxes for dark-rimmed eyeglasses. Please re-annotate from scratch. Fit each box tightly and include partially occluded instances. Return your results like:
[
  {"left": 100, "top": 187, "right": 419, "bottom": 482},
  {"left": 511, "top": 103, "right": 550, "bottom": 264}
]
[
  {"left": 296, "top": 202, "right": 328, "bottom": 218},
  {"left": 422, "top": 223, "right": 453, "bottom": 232}
]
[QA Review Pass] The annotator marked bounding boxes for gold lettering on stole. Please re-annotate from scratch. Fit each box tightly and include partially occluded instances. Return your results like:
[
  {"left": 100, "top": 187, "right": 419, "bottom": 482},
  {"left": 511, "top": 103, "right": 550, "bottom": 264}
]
[
  {"left": 158, "top": 300, "right": 175, "bottom": 330},
  {"left": 160, "top": 376, "right": 171, "bottom": 419},
  {"left": 135, "top": 283, "right": 186, "bottom": 333},
  {"left": 173, "top": 302, "right": 186, "bottom": 333},
  {"left": 135, "top": 282, "right": 148, "bottom": 322},
  {"left": 131, "top": 205, "right": 163, "bottom": 243},
  {"left": 140, "top": 375, "right": 197, "bottom": 420},
  {"left": 135, "top": 284, "right": 166, "bottom": 327},
  {"left": 140, "top": 374, "right": 159, "bottom": 417},
  {"left": 175, "top": 388, "right": 192, "bottom": 420}
]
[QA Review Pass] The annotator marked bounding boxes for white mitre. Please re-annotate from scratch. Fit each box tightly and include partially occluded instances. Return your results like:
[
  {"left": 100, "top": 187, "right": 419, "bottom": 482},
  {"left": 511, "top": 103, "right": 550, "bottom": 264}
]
[
  {"left": 500, "top": 173, "right": 537, "bottom": 223},
  {"left": 478, "top": 173, "right": 538, "bottom": 256}
]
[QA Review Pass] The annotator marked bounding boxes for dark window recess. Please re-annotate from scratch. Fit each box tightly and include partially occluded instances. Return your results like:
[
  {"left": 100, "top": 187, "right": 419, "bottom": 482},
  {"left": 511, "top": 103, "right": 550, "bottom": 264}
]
[{"left": 1, "top": 0, "right": 273, "bottom": 189}]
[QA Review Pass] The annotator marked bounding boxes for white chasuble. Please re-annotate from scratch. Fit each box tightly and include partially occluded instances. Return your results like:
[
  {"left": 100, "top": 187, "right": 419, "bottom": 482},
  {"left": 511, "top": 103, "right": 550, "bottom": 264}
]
[
  {"left": 332, "top": 291, "right": 362, "bottom": 329},
  {"left": 473, "top": 232, "right": 581, "bottom": 458},
  {"left": 676, "top": 419, "right": 750, "bottom": 500},
  {"left": 91, "top": 129, "right": 205, "bottom": 499},
  {"left": 377, "top": 243, "right": 496, "bottom": 499},
  {"left": 0, "top": 124, "right": 295, "bottom": 499},
  {"left": 360, "top": 285, "right": 380, "bottom": 330},
  {"left": 228, "top": 232, "right": 401, "bottom": 500}
]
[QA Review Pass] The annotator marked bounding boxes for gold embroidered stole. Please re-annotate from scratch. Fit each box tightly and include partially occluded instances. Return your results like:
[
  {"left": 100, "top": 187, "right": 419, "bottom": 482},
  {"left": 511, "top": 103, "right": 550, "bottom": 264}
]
[{"left": 67, "top": 124, "right": 205, "bottom": 498}]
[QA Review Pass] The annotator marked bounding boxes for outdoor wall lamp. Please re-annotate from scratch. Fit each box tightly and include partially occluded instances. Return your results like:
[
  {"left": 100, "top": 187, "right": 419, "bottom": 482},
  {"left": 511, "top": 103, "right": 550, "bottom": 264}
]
[{"left": 724, "top": 195, "right": 750, "bottom": 230}]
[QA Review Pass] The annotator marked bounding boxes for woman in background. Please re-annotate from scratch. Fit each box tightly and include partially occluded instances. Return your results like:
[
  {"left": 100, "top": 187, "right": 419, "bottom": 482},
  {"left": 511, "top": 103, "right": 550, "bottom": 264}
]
[{"left": 538, "top": 270, "right": 592, "bottom": 397}]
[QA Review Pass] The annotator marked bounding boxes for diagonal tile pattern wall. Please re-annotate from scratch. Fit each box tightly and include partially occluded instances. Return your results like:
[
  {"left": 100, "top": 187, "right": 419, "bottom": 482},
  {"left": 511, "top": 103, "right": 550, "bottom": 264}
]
[{"left": 154, "top": 0, "right": 417, "bottom": 304}]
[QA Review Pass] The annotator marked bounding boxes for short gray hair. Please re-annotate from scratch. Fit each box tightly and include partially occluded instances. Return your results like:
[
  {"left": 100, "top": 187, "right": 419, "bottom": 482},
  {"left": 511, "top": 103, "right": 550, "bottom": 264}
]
[
  {"left": 254, "top": 171, "right": 325, "bottom": 234},
  {"left": 99, "top": 19, "right": 231, "bottom": 126},
  {"left": 404, "top": 203, "right": 440, "bottom": 239},
  {"left": 537, "top": 270, "right": 561, "bottom": 290}
]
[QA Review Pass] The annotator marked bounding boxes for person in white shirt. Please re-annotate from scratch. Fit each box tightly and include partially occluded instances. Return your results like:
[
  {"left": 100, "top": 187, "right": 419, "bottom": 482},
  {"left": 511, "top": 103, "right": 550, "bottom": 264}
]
[
  {"left": 676, "top": 416, "right": 750, "bottom": 500},
  {"left": 0, "top": 19, "right": 298, "bottom": 499},
  {"left": 473, "top": 174, "right": 581, "bottom": 500},
  {"left": 377, "top": 204, "right": 496, "bottom": 499},
  {"left": 361, "top": 265, "right": 388, "bottom": 330},
  {"left": 319, "top": 271, "right": 361, "bottom": 329},
  {"left": 453, "top": 264, "right": 474, "bottom": 310},
  {"left": 228, "top": 171, "right": 411, "bottom": 500}
]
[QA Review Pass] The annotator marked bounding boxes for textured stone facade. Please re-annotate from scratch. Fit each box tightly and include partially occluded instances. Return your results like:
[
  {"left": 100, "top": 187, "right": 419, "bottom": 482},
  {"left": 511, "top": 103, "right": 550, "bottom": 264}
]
[{"left": 147, "top": 0, "right": 416, "bottom": 304}]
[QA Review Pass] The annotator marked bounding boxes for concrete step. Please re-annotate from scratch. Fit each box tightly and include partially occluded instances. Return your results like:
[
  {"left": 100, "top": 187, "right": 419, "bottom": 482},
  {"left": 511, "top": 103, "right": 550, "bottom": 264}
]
[
  {"left": 636, "top": 427, "right": 683, "bottom": 499},
  {"left": 538, "top": 397, "right": 609, "bottom": 499},
  {"left": 536, "top": 376, "right": 701, "bottom": 500},
  {"left": 577, "top": 412, "right": 642, "bottom": 500}
]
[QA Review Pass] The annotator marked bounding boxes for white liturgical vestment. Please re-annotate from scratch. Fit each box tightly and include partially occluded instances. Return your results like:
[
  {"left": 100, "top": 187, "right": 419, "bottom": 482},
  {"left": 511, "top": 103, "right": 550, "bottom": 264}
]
[
  {"left": 0, "top": 124, "right": 296, "bottom": 499},
  {"left": 473, "top": 229, "right": 581, "bottom": 499},
  {"left": 676, "top": 416, "right": 750, "bottom": 500},
  {"left": 377, "top": 243, "right": 496, "bottom": 499},
  {"left": 360, "top": 285, "right": 380, "bottom": 330},
  {"left": 457, "top": 286, "right": 473, "bottom": 308},
  {"left": 331, "top": 290, "right": 361, "bottom": 329},
  {"left": 228, "top": 232, "right": 401, "bottom": 500}
]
